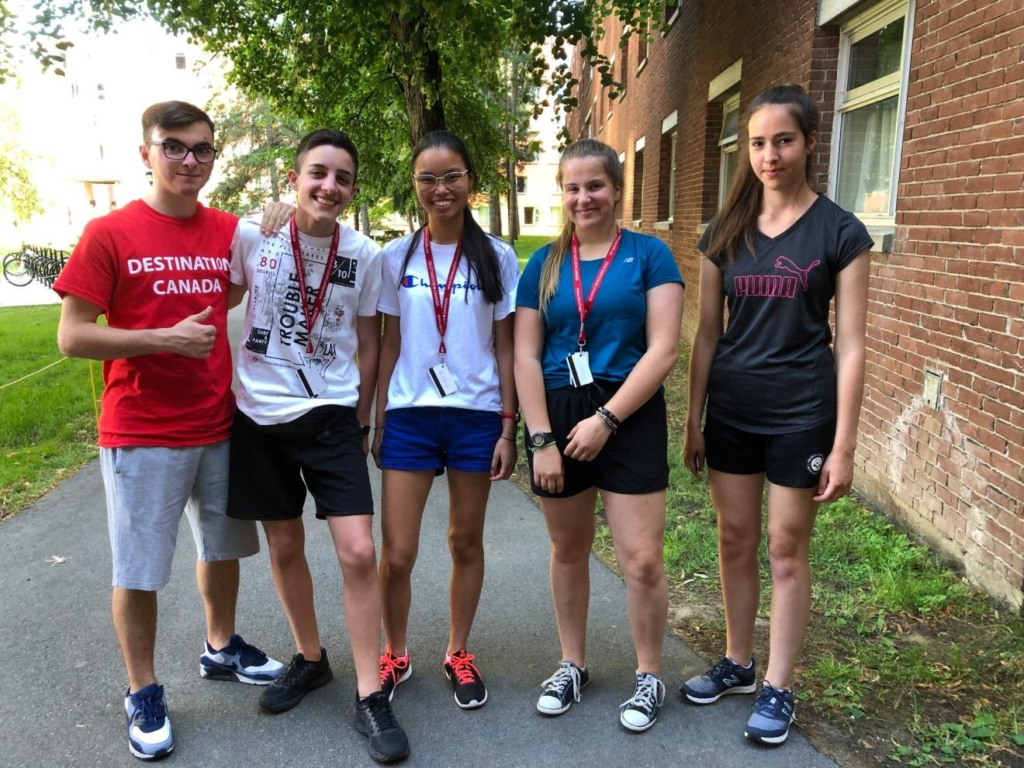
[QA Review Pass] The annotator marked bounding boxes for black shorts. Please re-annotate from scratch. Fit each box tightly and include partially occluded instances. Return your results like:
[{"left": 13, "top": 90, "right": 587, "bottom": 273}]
[
  {"left": 525, "top": 382, "right": 669, "bottom": 499},
  {"left": 703, "top": 413, "right": 836, "bottom": 489},
  {"left": 227, "top": 406, "right": 373, "bottom": 520}
]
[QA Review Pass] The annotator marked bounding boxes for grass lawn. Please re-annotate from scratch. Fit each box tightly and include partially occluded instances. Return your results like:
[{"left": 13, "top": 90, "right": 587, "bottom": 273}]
[
  {"left": 0, "top": 305, "right": 100, "bottom": 521},
  {"left": 505, "top": 234, "right": 551, "bottom": 270}
]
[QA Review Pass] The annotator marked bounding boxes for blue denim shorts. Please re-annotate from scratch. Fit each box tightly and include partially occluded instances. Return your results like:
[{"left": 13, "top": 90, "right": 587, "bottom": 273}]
[{"left": 380, "top": 407, "right": 501, "bottom": 474}]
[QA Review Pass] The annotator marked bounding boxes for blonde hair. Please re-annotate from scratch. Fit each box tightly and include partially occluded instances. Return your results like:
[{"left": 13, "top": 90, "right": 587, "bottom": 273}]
[{"left": 539, "top": 139, "right": 625, "bottom": 312}]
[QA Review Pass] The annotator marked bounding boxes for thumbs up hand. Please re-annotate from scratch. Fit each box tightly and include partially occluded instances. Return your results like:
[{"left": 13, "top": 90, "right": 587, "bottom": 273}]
[{"left": 163, "top": 306, "right": 217, "bottom": 358}]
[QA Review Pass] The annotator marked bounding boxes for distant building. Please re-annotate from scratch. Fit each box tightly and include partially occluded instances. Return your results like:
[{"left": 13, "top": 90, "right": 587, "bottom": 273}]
[
  {"left": 570, "top": 0, "right": 1024, "bottom": 607},
  {"left": 1, "top": 18, "right": 227, "bottom": 249}
]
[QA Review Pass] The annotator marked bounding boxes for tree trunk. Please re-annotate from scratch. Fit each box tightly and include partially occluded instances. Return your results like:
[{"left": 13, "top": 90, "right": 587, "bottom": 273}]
[
  {"left": 390, "top": 13, "right": 446, "bottom": 147},
  {"left": 360, "top": 203, "right": 370, "bottom": 234},
  {"left": 265, "top": 111, "right": 280, "bottom": 202},
  {"left": 352, "top": 210, "right": 360, "bottom": 231},
  {"left": 506, "top": 156, "right": 519, "bottom": 244},
  {"left": 488, "top": 193, "right": 502, "bottom": 237}
]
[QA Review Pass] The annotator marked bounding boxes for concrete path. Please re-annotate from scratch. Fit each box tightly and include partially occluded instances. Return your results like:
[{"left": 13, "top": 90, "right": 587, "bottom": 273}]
[
  {"left": 0, "top": 305, "right": 835, "bottom": 766},
  {"left": 0, "top": 459, "right": 836, "bottom": 768}
]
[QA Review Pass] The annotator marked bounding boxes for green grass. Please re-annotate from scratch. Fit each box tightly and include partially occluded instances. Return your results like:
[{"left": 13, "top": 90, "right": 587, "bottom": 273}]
[
  {"left": 588, "top": 340, "right": 1024, "bottom": 766},
  {"left": 0, "top": 305, "right": 100, "bottom": 520},
  {"left": 504, "top": 234, "right": 551, "bottom": 269}
]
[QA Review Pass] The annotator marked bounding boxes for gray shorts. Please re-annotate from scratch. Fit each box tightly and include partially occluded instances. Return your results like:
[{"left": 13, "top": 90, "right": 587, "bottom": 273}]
[{"left": 100, "top": 441, "right": 260, "bottom": 591}]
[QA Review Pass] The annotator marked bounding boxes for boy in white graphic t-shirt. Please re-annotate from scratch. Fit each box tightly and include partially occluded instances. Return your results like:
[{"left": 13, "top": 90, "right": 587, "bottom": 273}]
[{"left": 227, "top": 129, "right": 409, "bottom": 763}]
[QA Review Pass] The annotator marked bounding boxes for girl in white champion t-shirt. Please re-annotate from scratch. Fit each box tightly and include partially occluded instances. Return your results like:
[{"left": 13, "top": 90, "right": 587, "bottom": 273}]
[{"left": 372, "top": 130, "right": 519, "bottom": 710}]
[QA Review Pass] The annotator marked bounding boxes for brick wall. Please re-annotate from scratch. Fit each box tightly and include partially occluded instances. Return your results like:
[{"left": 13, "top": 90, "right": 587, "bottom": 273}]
[{"left": 569, "top": 0, "right": 1024, "bottom": 607}]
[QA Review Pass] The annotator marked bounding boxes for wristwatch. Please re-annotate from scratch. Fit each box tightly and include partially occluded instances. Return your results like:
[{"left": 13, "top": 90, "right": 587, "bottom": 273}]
[
  {"left": 360, "top": 425, "right": 371, "bottom": 436},
  {"left": 530, "top": 431, "right": 557, "bottom": 450}
]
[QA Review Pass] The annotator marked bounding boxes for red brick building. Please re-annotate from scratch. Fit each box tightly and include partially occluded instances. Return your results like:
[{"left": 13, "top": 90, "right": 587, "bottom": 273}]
[{"left": 568, "top": 0, "right": 1024, "bottom": 607}]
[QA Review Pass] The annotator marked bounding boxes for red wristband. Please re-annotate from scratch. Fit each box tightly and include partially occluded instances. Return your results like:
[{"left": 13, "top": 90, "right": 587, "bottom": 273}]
[{"left": 500, "top": 412, "right": 520, "bottom": 422}]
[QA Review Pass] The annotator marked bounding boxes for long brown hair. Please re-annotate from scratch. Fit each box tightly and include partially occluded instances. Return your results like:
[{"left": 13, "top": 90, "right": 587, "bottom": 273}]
[
  {"left": 539, "top": 139, "right": 624, "bottom": 312},
  {"left": 705, "top": 84, "right": 819, "bottom": 264}
]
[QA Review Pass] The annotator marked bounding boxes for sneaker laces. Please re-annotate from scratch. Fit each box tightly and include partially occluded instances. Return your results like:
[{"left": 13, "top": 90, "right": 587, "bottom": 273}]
[
  {"left": 233, "top": 635, "right": 269, "bottom": 668},
  {"left": 707, "top": 656, "right": 733, "bottom": 680},
  {"left": 366, "top": 694, "right": 400, "bottom": 733},
  {"left": 754, "top": 683, "right": 794, "bottom": 721},
  {"left": 380, "top": 647, "right": 407, "bottom": 686},
  {"left": 447, "top": 650, "right": 481, "bottom": 685},
  {"left": 540, "top": 661, "right": 583, "bottom": 703},
  {"left": 279, "top": 654, "right": 314, "bottom": 686},
  {"left": 132, "top": 691, "right": 167, "bottom": 733},
  {"left": 620, "top": 673, "right": 666, "bottom": 712}
]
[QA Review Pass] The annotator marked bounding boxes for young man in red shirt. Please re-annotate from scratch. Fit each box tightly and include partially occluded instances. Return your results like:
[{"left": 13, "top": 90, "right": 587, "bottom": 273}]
[{"left": 55, "top": 101, "right": 283, "bottom": 761}]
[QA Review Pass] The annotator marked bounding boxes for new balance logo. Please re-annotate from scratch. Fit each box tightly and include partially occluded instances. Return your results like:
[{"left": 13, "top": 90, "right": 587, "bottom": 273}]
[{"left": 723, "top": 675, "right": 741, "bottom": 686}]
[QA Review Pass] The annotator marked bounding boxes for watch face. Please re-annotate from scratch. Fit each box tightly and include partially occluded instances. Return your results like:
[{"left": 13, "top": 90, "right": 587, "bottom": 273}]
[{"left": 531, "top": 432, "right": 550, "bottom": 447}]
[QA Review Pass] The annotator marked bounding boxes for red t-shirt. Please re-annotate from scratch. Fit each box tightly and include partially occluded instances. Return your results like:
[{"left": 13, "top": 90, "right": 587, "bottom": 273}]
[{"left": 54, "top": 200, "right": 239, "bottom": 448}]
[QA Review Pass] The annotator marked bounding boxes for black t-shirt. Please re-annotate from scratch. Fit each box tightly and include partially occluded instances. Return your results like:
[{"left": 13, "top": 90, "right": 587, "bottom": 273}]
[{"left": 697, "top": 195, "right": 873, "bottom": 434}]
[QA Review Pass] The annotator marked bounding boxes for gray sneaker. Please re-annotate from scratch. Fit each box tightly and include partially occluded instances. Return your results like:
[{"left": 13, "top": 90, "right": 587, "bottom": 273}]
[{"left": 681, "top": 656, "right": 757, "bottom": 704}]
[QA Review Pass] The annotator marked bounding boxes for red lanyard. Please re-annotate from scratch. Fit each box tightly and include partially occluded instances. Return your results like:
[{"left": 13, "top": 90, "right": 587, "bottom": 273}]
[
  {"left": 570, "top": 227, "right": 622, "bottom": 348},
  {"left": 422, "top": 227, "right": 463, "bottom": 357},
  {"left": 289, "top": 216, "right": 340, "bottom": 354}
]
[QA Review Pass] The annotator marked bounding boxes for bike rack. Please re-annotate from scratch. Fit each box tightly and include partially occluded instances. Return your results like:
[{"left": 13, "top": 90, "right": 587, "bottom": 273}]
[{"left": 3, "top": 246, "right": 70, "bottom": 288}]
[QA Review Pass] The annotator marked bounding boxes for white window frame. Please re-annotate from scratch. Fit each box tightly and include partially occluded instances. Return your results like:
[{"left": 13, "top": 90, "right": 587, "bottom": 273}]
[
  {"left": 659, "top": 111, "right": 679, "bottom": 226},
  {"left": 718, "top": 93, "right": 740, "bottom": 208},
  {"left": 829, "top": 0, "right": 914, "bottom": 227}
]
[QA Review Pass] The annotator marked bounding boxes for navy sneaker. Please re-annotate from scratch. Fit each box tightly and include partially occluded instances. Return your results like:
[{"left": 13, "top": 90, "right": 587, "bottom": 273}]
[
  {"left": 619, "top": 672, "right": 666, "bottom": 732},
  {"left": 200, "top": 634, "right": 284, "bottom": 685},
  {"left": 537, "top": 660, "right": 589, "bottom": 716},
  {"left": 443, "top": 649, "right": 487, "bottom": 709},
  {"left": 745, "top": 682, "right": 796, "bottom": 745},
  {"left": 354, "top": 690, "right": 411, "bottom": 763},
  {"left": 124, "top": 684, "right": 173, "bottom": 761},
  {"left": 681, "top": 655, "right": 757, "bottom": 704}
]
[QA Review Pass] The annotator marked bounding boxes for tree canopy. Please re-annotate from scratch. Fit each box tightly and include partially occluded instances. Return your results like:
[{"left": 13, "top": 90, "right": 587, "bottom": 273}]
[{"left": 14, "top": 0, "right": 672, "bottom": 208}]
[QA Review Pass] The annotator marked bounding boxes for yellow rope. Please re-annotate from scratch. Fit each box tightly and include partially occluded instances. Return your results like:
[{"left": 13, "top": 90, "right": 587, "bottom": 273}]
[{"left": 0, "top": 356, "right": 67, "bottom": 390}]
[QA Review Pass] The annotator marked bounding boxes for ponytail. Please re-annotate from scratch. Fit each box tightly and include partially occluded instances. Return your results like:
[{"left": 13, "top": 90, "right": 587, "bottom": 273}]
[
  {"left": 539, "top": 138, "right": 624, "bottom": 312},
  {"left": 400, "top": 131, "right": 504, "bottom": 305}
]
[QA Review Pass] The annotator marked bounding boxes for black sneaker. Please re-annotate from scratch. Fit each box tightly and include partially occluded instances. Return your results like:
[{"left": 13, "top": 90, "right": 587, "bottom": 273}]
[
  {"left": 619, "top": 671, "right": 666, "bottom": 732},
  {"left": 443, "top": 649, "right": 487, "bottom": 709},
  {"left": 745, "top": 682, "right": 796, "bottom": 745},
  {"left": 354, "top": 690, "right": 411, "bottom": 763},
  {"left": 681, "top": 655, "right": 757, "bottom": 704},
  {"left": 536, "top": 660, "right": 590, "bottom": 716},
  {"left": 259, "top": 649, "right": 333, "bottom": 712}
]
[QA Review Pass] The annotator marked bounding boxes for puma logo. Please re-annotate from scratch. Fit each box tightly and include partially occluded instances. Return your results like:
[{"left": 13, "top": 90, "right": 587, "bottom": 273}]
[{"left": 774, "top": 256, "right": 821, "bottom": 292}]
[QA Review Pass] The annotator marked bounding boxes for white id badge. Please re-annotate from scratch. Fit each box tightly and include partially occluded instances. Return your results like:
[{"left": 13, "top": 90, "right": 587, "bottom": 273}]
[
  {"left": 428, "top": 362, "right": 459, "bottom": 398},
  {"left": 566, "top": 351, "right": 594, "bottom": 388},
  {"left": 295, "top": 364, "right": 328, "bottom": 398}
]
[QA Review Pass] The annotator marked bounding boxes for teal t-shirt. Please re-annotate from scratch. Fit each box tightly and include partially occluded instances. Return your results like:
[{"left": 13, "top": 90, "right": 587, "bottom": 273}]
[{"left": 516, "top": 230, "right": 683, "bottom": 389}]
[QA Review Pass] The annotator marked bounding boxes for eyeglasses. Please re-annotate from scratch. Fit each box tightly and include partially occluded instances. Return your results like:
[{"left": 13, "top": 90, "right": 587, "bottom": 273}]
[
  {"left": 146, "top": 140, "right": 219, "bottom": 164},
  {"left": 412, "top": 169, "right": 471, "bottom": 189}
]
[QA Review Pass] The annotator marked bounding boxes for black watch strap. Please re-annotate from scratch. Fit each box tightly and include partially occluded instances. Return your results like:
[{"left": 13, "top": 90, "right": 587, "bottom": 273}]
[
  {"left": 530, "top": 431, "right": 557, "bottom": 450},
  {"left": 360, "top": 424, "right": 371, "bottom": 436}
]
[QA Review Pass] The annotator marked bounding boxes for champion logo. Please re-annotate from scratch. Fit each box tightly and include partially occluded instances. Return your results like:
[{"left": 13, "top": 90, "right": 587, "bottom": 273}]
[
  {"left": 807, "top": 454, "right": 824, "bottom": 474},
  {"left": 401, "top": 274, "right": 482, "bottom": 291}
]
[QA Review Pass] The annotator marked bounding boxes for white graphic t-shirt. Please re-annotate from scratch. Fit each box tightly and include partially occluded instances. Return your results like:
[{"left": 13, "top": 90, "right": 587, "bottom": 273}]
[
  {"left": 230, "top": 215, "right": 383, "bottom": 424},
  {"left": 377, "top": 232, "right": 519, "bottom": 412}
]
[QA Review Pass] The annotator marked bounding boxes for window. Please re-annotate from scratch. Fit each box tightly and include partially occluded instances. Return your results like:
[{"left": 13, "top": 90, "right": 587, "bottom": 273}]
[
  {"left": 524, "top": 207, "right": 536, "bottom": 225},
  {"left": 665, "top": 0, "right": 680, "bottom": 27},
  {"left": 99, "top": 144, "right": 104, "bottom": 160},
  {"left": 658, "top": 111, "right": 678, "bottom": 223},
  {"left": 516, "top": 176, "right": 526, "bottom": 194},
  {"left": 718, "top": 93, "right": 740, "bottom": 207},
  {"left": 175, "top": 54, "right": 186, "bottom": 70},
  {"left": 618, "top": 37, "right": 629, "bottom": 97},
  {"left": 832, "top": 0, "right": 911, "bottom": 221},
  {"left": 97, "top": 84, "right": 106, "bottom": 100},
  {"left": 637, "top": 21, "right": 649, "bottom": 74},
  {"left": 70, "top": 83, "right": 79, "bottom": 98},
  {"left": 632, "top": 137, "right": 645, "bottom": 223},
  {"left": 550, "top": 207, "right": 562, "bottom": 226}
]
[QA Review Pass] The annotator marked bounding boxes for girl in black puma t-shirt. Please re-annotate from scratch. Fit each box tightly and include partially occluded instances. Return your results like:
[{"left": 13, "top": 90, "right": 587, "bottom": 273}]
[{"left": 682, "top": 84, "right": 872, "bottom": 746}]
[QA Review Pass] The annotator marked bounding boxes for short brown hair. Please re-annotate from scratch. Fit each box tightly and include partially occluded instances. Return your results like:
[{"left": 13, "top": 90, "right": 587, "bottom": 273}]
[{"left": 141, "top": 101, "right": 215, "bottom": 141}]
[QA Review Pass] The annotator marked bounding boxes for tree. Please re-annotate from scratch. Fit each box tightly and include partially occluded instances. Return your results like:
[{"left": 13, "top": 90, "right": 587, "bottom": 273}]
[
  {"left": 20, "top": 1, "right": 671, "bottom": 207},
  {"left": 205, "top": 92, "right": 305, "bottom": 215},
  {"left": 0, "top": 105, "right": 42, "bottom": 224}
]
